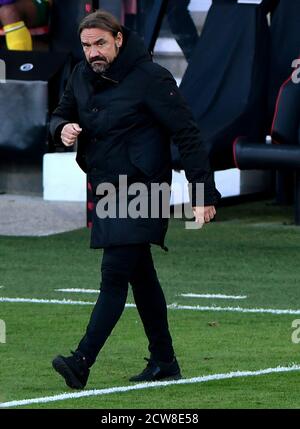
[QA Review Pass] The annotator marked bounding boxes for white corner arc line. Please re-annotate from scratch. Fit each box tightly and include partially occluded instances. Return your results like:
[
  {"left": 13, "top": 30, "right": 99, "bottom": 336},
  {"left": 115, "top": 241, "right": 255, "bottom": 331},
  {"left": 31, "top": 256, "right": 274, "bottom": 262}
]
[
  {"left": 1, "top": 364, "right": 300, "bottom": 409},
  {"left": 1, "top": 297, "right": 300, "bottom": 315},
  {"left": 180, "top": 293, "right": 247, "bottom": 300}
]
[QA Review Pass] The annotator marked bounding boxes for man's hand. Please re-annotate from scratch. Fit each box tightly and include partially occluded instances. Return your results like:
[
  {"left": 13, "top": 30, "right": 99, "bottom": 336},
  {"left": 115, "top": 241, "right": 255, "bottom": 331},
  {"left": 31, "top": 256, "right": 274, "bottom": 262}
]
[
  {"left": 61, "top": 123, "right": 82, "bottom": 147},
  {"left": 192, "top": 205, "right": 216, "bottom": 225}
]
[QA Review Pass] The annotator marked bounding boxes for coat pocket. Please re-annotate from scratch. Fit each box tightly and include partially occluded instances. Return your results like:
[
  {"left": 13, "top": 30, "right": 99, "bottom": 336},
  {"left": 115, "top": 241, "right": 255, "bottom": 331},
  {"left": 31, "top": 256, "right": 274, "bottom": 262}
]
[{"left": 127, "top": 133, "right": 170, "bottom": 178}]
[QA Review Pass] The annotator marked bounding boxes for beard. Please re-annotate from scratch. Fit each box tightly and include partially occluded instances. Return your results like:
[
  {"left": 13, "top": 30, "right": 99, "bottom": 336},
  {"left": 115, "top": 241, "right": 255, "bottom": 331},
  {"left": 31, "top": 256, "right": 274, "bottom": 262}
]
[
  {"left": 89, "top": 56, "right": 110, "bottom": 74},
  {"left": 88, "top": 44, "right": 120, "bottom": 74}
]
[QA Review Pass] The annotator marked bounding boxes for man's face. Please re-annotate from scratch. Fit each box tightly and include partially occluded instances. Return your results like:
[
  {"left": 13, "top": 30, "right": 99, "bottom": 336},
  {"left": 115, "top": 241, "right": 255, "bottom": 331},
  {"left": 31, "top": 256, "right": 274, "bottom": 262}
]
[{"left": 80, "top": 28, "right": 123, "bottom": 74}]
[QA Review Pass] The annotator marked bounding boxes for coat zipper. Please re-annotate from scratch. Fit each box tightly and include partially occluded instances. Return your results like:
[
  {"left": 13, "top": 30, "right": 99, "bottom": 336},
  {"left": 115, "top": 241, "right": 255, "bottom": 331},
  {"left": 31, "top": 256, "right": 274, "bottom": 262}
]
[{"left": 101, "top": 75, "right": 119, "bottom": 84}]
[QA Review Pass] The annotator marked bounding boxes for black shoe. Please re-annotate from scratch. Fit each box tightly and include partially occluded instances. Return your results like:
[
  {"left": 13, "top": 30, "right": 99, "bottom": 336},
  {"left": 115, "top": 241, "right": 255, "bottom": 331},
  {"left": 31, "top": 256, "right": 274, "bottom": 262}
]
[
  {"left": 52, "top": 350, "right": 90, "bottom": 390},
  {"left": 129, "top": 357, "right": 182, "bottom": 382}
]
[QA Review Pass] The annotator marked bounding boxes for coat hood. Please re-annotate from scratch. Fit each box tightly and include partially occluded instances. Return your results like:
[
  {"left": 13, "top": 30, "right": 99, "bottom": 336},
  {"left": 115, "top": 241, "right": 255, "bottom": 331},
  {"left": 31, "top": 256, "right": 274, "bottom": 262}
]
[{"left": 83, "top": 27, "right": 152, "bottom": 85}]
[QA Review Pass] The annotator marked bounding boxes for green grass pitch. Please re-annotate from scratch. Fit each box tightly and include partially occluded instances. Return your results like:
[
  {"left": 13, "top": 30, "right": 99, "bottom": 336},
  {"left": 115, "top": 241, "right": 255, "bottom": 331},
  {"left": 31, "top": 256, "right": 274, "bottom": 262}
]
[{"left": 1, "top": 200, "right": 300, "bottom": 408}]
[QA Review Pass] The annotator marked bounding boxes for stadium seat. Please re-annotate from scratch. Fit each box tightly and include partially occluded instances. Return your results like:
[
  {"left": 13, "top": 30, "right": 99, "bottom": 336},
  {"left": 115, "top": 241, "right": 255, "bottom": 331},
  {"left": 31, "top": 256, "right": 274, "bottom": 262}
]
[
  {"left": 268, "top": 0, "right": 300, "bottom": 128},
  {"left": 178, "top": 0, "right": 278, "bottom": 171},
  {"left": 232, "top": 0, "right": 300, "bottom": 207},
  {"left": 271, "top": 74, "right": 300, "bottom": 146},
  {"left": 0, "top": 49, "right": 71, "bottom": 160},
  {"left": 233, "top": 63, "right": 300, "bottom": 222}
]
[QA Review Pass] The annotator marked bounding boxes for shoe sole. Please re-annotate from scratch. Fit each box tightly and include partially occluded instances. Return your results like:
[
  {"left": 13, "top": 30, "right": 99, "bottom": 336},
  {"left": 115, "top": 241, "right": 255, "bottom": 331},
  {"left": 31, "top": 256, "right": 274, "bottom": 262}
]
[
  {"left": 129, "top": 372, "right": 182, "bottom": 382},
  {"left": 52, "top": 356, "right": 84, "bottom": 390}
]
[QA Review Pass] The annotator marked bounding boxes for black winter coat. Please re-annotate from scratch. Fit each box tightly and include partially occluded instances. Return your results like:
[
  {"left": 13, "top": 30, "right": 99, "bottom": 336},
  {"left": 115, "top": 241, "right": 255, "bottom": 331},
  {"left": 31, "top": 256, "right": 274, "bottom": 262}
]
[{"left": 50, "top": 28, "right": 221, "bottom": 250}]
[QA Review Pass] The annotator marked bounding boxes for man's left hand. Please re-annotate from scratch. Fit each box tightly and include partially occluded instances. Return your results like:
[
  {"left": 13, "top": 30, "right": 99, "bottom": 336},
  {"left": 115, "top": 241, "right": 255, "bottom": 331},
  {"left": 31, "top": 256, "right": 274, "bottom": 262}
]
[{"left": 192, "top": 206, "right": 216, "bottom": 225}]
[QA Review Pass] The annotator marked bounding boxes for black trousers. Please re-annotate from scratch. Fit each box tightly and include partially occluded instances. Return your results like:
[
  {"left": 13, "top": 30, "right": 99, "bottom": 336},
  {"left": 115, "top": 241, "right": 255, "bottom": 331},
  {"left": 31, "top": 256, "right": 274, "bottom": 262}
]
[{"left": 77, "top": 243, "right": 174, "bottom": 367}]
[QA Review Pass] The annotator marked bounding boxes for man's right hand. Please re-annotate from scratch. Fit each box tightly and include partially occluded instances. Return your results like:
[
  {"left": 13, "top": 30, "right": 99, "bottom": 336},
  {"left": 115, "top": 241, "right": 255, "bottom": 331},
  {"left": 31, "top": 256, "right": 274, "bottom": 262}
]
[{"left": 61, "top": 123, "right": 82, "bottom": 147}]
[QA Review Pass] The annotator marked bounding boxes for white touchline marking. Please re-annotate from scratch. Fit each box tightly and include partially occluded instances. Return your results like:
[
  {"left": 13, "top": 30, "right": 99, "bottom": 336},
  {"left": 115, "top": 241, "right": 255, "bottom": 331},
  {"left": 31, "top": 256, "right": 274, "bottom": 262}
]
[
  {"left": 58, "top": 290, "right": 248, "bottom": 300},
  {"left": 168, "top": 304, "right": 300, "bottom": 315},
  {"left": 57, "top": 290, "right": 249, "bottom": 300},
  {"left": 0, "top": 364, "right": 299, "bottom": 409},
  {"left": 55, "top": 288, "right": 99, "bottom": 294},
  {"left": 0, "top": 297, "right": 95, "bottom": 305},
  {"left": 1, "top": 297, "right": 300, "bottom": 315},
  {"left": 0, "top": 297, "right": 136, "bottom": 307},
  {"left": 180, "top": 293, "right": 247, "bottom": 300}
]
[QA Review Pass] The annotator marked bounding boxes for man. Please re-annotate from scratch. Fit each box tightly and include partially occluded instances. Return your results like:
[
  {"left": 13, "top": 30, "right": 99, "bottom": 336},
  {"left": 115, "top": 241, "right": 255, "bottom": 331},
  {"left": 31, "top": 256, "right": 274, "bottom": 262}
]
[{"left": 50, "top": 10, "right": 220, "bottom": 390}]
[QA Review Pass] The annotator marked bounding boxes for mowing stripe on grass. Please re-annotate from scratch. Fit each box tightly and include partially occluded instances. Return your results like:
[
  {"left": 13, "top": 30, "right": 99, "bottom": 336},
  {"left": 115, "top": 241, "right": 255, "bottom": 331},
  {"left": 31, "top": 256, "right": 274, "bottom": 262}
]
[
  {"left": 1, "top": 297, "right": 300, "bottom": 315},
  {"left": 1, "top": 364, "right": 300, "bottom": 409},
  {"left": 180, "top": 293, "right": 247, "bottom": 300}
]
